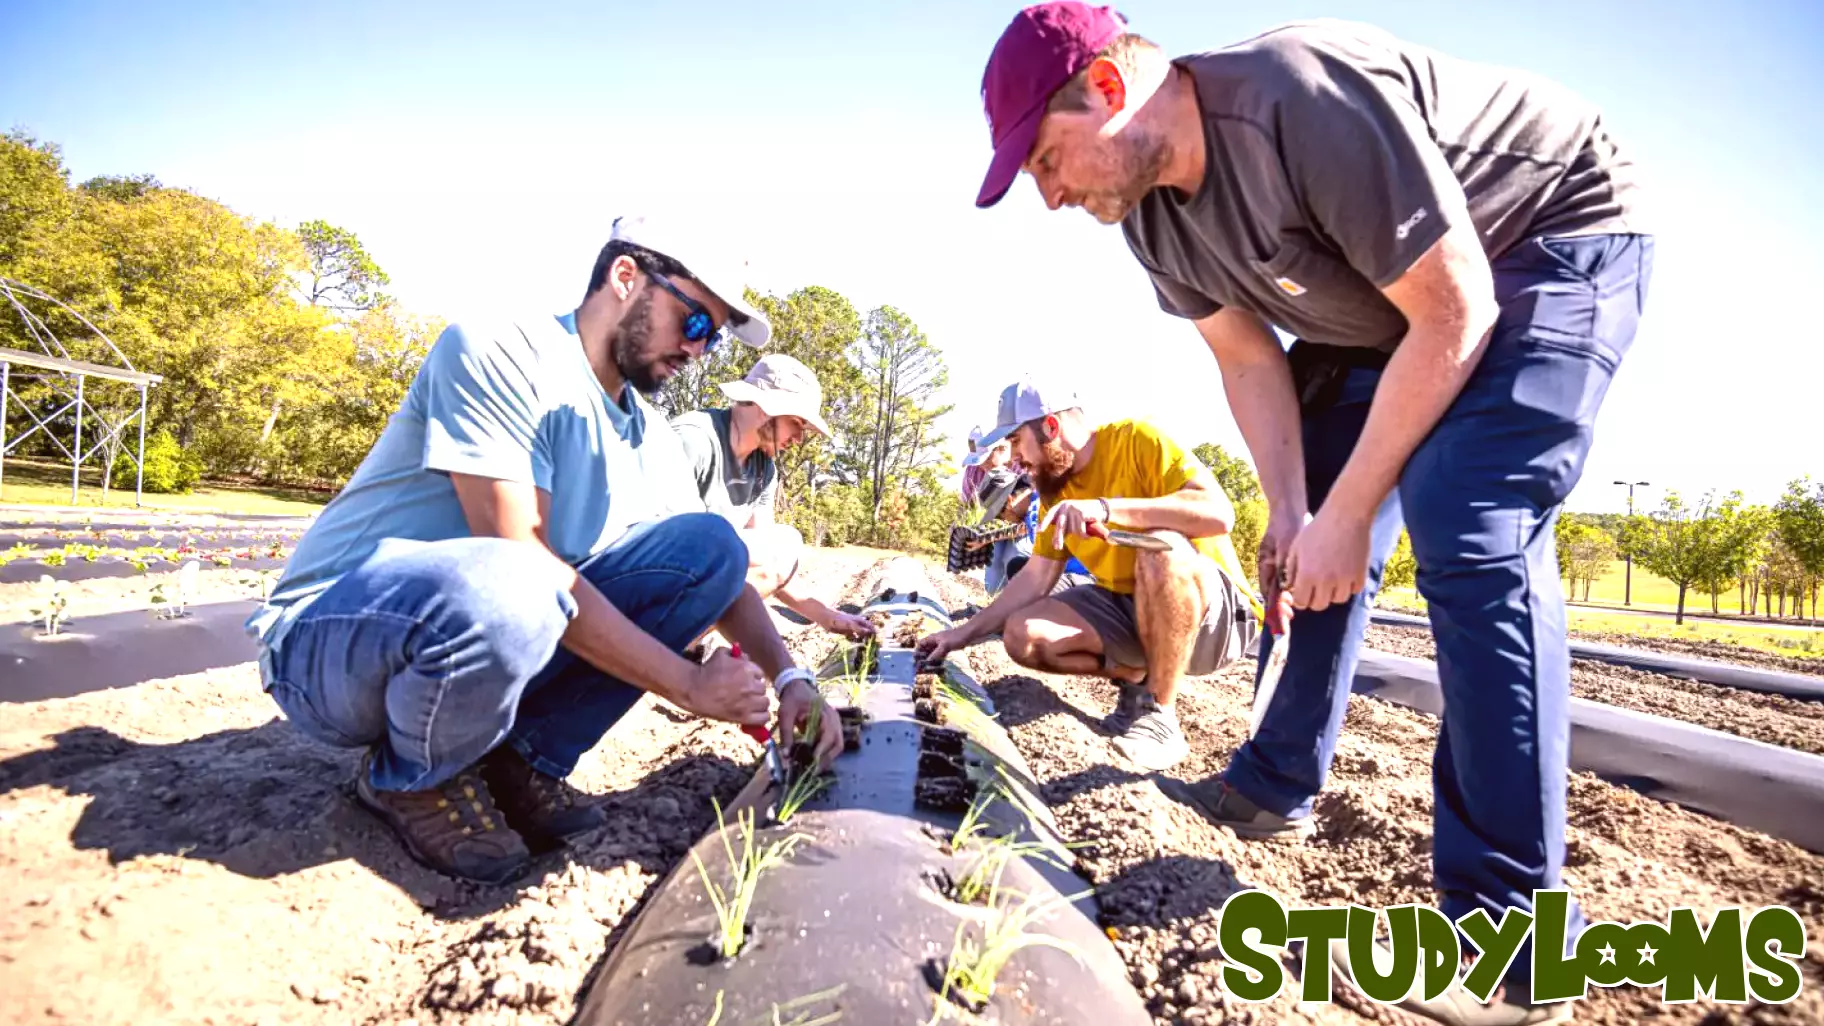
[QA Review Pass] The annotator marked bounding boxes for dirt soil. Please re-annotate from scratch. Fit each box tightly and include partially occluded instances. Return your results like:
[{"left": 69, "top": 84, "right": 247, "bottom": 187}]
[
  {"left": 0, "top": 546, "right": 876, "bottom": 1026},
  {"left": 916, "top": 574, "right": 1824, "bottom": 1026},
  {"left": 1366, "top": 624, "right": 1824, "bottom": 757},
  {"left": 2, "top": 541, "right": 1820, "bottom": 1026}
]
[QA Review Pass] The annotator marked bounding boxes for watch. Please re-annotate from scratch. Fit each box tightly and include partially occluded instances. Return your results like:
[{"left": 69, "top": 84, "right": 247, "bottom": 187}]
[{"left": 774, "top": 666, "right": 816, "bottom": 696}]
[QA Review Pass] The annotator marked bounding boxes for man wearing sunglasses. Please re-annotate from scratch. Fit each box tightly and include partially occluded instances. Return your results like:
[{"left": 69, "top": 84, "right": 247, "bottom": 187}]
[
  {"left": 974, "top": 6, "right": 1651, "bottom": 1023},
  {"left": 673, "top": 353, "right": 877, "bottom": 640},
  {"left": 246, "top": 213, "right": 842, "bottom": 885}
]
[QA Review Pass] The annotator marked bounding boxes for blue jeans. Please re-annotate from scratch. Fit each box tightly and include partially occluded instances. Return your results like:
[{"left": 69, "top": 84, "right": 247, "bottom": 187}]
[
  {"left": 1225, "top": 233, "right": 1655, "bottom": 982},
  {"left": 262, "top": 513, "right": 747, "bottom": 791}
]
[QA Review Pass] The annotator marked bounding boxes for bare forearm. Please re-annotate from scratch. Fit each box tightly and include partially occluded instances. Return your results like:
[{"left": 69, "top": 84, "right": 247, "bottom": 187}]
[
  {"left": 716, "top": 585, "right": 796, "bottom": 679},
  {"left": 775, "top": 580, "right": 838, "bottom": 629},
  {"left": 1106, "top": 493, "right": 1232, "bottom": 538},
  {"left": 962, "top": 559, "right": 1061, "bottom": 642},
  {"left": 1224, "top": 358, "right": 1308, "bottom": 516},
  {"left": 1324, "top": 323, "right": 1491, "bottom": 521}
]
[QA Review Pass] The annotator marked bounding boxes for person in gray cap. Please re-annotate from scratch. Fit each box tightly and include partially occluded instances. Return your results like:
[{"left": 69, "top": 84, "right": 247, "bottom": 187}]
[
  {"left": 247, "top": 214, "right": 841, "bottom": 885},
  {"left": 918, "top": 374, "right": 1261, "bottom": 771},
  {"left": 674, "top": 354, "right": 877, "bottom": 640}
]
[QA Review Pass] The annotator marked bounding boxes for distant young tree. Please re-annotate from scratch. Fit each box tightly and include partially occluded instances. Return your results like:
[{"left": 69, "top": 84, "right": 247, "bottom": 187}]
[{"left": 1633, "top": 491, "right": 1741, "bottom": 626}]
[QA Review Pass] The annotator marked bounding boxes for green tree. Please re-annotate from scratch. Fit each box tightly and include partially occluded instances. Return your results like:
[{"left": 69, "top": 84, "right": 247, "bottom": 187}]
[
  {"left": 296, "top": 219, "right": 391, "bottom": 312},
  {"left": 1382, "top": 529, "right": 1418, "bottom": 592},
  {"left": 1191, "top": 442, "right": 1262, "bottom": 505},
  {"left": 1774, "top": 478, "right": 1824, "bottom": 623},
  {"left": 1555, "top": 517, "right": 1617, "bottom": 602},
  {"left": 844, "top": 305, "right": 952, "bottom": 545},
  {"left": 1633, "top": 491, "right": 1741, "bottom": 626}
]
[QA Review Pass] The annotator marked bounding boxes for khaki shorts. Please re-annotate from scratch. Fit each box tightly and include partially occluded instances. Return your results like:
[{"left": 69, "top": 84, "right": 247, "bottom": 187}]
[{"left": 1054, "top": 562, "right": 1257, "bottom": 677}]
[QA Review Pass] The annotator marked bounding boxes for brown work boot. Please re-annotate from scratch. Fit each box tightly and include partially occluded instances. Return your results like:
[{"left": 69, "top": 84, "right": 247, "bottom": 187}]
[
  {"left": 353, "top": 750, "right": 530, "bottom": 885},
  {"left": 479, "top": 744, "right": 607, "bottom": 849}
]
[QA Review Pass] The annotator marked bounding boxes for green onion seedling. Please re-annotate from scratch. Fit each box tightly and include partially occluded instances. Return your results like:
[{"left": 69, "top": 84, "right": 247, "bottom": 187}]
[
  {"left": 928, "top": 887, "right": 1087, "bottom": 1021},
  {"left": 689, "top": 800, "right": 806, "bottom": 960}
]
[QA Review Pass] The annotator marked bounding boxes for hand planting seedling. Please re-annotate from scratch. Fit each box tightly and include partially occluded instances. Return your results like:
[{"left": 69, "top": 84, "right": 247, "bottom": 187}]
[
  {"left": 30, "top": 576, "right": 70, "bottom": 636},
  {"left": 927, "top": 887, "right": 1087, "bottom": 1021},
  {"left": 689, "top": 799, "right": 807, "bottom": 960}
]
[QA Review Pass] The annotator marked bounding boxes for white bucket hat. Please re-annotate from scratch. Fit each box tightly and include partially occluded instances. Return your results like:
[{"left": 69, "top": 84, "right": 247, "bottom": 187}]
[{"left": 719, "top": 354, "right": 833, "bottom": 437}]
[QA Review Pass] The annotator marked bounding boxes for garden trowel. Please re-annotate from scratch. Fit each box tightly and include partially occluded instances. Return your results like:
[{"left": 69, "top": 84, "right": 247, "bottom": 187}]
[{"left": 1247, "top": 590, "right": 1295, "bottom": 738}]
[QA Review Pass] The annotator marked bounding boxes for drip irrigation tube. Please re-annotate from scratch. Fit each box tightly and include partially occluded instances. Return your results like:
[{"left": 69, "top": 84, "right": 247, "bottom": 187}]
[
  {"left": 574, "top": 561, "right": 1150, "bottom": 1026},
  {"left": 1369, "top": 609, "right": 1824, "bottom": 700},
  {"left": 1353, "top": 651, "right": 1824, "bottom": 854}
]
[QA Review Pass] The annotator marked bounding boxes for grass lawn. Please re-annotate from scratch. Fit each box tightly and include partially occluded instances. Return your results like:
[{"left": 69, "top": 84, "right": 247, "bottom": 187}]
[
  {"left": 1379, "top": 586, "right": 1823, "bottom": 658},
  {"left": 0, "top": 458, "right": 326, "bottom": 517}
]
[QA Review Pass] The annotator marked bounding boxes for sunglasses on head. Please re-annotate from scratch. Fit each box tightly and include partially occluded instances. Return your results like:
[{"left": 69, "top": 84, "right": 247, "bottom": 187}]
[{"left": 647, "top": 271, "right": 729, "bottom": 352}]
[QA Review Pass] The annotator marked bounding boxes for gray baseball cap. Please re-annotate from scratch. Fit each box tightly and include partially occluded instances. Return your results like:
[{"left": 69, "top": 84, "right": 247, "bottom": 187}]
[{"left": 977, "top": 374, "right": 1083, "bottom": 449}]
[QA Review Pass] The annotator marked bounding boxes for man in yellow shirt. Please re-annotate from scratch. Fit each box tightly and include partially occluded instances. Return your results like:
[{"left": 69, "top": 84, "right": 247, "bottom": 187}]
[{"left": 918, "top": 375, "right": 1261, "bottom": 770}]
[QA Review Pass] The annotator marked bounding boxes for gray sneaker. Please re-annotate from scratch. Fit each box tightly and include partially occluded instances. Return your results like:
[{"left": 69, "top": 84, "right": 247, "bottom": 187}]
[
  {"left": 1101, "top": 679, "right": 1150, "bottom": 735},
  {"left": 1167, "top": 777, "right": 1314, "bottom": 841},
  {"left": 1329, "top": 938, "right": 1574, "bottom": 1026},
  {"left": 1111, "top": 695, "right": 1189, "bottom": 771}
]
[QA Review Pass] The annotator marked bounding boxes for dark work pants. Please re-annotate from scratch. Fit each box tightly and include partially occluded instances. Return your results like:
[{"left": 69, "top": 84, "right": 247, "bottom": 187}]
[{"left": 1223, "top": 233, "right": 1655, "bottom": 983}]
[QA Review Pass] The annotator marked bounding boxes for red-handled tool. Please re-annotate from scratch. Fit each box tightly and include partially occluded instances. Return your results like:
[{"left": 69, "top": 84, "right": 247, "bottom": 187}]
[{"left": 730, "top": 644, "right": 788, "bottom": 787}]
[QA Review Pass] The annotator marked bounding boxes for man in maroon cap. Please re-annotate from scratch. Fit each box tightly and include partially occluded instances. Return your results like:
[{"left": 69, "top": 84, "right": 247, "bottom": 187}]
[{"left": 975, "top": 6, "right": 1653, "bottom": 1025}]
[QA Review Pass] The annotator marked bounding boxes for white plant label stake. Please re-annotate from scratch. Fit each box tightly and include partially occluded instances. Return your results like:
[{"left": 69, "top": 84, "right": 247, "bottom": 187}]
[
  {"left": 154, "top": 560, "right": 201, "bottom": 620},
  {"left": 32, "top": 575, "right": 69, "bottom": 636}
]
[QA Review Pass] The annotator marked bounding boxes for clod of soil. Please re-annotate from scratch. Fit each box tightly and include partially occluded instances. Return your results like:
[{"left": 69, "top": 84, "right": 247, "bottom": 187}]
[
  {"left": 914, "top": 776, "right": 978, "bottom": 813},
  {"left": 918, "top": 750, "right": 967, "bottom": 779},
  {"left": 913, "top": 674, "right": 939, "bottom": 701},
  {"left": 836, "top": 708, "right": 867, "bottom": 752},
  {"left": 914, "top": 697, "right": 939, "bottom": 724},
  {"left": 920, "top": 726, "right": 966, "bottom": 757}
]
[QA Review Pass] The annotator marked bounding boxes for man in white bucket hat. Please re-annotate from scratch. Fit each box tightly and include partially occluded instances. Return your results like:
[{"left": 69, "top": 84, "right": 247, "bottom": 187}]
[{"left": 674, "top": 354, "right": 876, "bottom": 640}]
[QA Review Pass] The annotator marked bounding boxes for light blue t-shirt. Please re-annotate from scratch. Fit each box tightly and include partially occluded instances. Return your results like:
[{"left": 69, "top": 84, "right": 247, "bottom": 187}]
[{"left": 244, "top": 310, "right": 698, "bottom": 653}]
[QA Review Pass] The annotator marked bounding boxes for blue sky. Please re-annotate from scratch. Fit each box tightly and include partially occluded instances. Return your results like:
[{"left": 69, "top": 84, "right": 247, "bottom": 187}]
[{"left": 4, "top": 0, "right": 1820, "bottom": 513}]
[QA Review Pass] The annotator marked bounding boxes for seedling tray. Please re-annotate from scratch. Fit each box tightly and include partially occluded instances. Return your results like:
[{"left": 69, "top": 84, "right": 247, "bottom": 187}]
[{"left": 945, "top": 523, "right": 1024, "bottom": 574}]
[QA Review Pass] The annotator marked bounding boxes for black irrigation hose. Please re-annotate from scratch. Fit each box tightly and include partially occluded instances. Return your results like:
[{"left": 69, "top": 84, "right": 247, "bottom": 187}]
[
  {"left": 1353, "top": 651, "right": 1824, "bottom": 854},
  {"left": 574, "top": 559, "right": 1151, "bottom": 1026},
  {"left": 1369, "top": 609, "right": 1824, "bottom": 701}
]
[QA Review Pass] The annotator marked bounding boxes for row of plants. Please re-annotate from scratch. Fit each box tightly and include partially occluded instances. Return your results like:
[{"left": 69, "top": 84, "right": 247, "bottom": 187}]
[
  {"left": 1, "top": 540, "right": 291, "bottom": 570},
  {"left": 25, "top": 564, "right": 278, "bottom": 636},
  {"left": 678, "top": 611, "right": 1097, "bottom": 1023}
]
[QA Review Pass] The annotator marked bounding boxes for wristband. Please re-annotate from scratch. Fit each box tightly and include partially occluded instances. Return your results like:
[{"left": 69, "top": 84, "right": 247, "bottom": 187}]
[
  {"left": 774, "top": 666, "right": 816, "bottom": 696},
  {"left": 1098, "top": 497, "right": 1112, "bottom": 523}
]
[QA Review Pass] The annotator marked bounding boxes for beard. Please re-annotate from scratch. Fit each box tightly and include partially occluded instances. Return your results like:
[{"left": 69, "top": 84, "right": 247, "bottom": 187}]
[
  {"left": 1081, "top": 127, "right": 1170, "bottom": 225},
  {"left": 1028, "top": 434, "right": 1077, "bottom": 497},
  {"left": 608, "top": 291, "right": 682, "bottom": 395}
]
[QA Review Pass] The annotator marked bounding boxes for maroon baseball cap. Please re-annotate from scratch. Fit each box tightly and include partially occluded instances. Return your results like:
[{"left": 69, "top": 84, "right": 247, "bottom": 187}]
[{"left": 976, "top": 2, "right": 1128, "bottom": 209}]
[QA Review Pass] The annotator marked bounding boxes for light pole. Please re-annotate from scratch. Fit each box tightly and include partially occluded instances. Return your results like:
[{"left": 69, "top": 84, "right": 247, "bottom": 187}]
[{"left": 1614, "top": 480, "right": 1650, "bottom": 606}]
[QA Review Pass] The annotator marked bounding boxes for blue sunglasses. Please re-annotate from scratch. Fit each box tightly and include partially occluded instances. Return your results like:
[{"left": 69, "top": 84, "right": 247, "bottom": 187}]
[{"left": 648, "top": 271, "right": 730, "bottom": 352}]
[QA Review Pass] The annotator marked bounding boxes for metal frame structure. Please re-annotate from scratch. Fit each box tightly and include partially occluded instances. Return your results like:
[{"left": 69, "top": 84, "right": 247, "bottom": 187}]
[{"left": 0, "top": 277, "right": 162, "bottom": 506}]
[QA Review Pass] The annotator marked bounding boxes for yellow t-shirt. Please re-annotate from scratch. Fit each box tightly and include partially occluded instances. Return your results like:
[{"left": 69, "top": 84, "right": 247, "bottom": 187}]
[{"left": 1034, "top": 419, "right": 1261, "bottom": 618}]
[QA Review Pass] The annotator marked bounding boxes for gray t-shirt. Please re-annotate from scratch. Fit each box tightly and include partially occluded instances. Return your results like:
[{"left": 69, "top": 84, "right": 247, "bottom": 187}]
[
  {"left": 1121, "top": 19, "right": 1647, "bottom": 351},
  {"left": 672, "top": 408, "right": 779, "bottom": 527}
]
